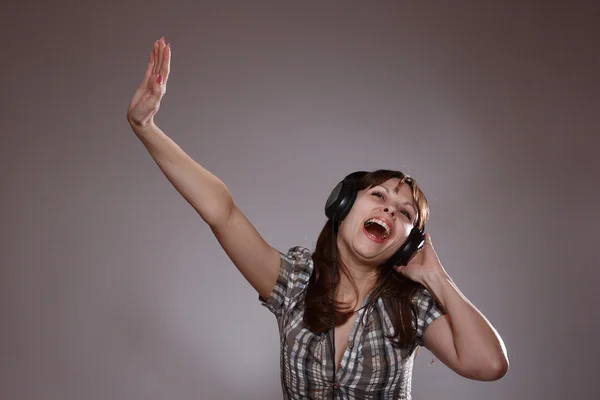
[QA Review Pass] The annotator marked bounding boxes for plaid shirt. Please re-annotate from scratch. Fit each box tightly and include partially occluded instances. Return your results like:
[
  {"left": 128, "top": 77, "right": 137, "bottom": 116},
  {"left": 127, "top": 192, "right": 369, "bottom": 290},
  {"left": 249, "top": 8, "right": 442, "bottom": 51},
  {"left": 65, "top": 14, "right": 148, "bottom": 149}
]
[{"left": 260, "top": 246, "right": 445, "bottom": 400}]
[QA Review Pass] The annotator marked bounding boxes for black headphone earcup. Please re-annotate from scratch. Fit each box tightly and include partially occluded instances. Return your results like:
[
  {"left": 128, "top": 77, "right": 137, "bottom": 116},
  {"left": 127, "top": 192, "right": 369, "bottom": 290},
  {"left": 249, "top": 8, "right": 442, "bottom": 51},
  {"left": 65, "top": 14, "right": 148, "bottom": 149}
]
[
  {"left": 384, "top": 227, "right": 425, "bottom": 268},
  {"left": 324, "top": 179, "right": 357, "bottom": 221},
  {"left": 325, "top": 171, "right": 367, "bottom": 221}
]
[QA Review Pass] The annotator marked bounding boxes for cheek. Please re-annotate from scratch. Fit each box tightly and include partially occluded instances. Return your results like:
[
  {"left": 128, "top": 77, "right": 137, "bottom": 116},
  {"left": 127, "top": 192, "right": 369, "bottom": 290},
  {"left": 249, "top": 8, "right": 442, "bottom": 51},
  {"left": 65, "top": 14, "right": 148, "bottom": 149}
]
[
  {"left": 338, "top": 214, "right": 366, "bottom": 241},
  {"left": 396, "top": 223, "right": 412, "bottom": 240},
  {"left": 340, "top": 216, "right": 360, "bottom": 235}
]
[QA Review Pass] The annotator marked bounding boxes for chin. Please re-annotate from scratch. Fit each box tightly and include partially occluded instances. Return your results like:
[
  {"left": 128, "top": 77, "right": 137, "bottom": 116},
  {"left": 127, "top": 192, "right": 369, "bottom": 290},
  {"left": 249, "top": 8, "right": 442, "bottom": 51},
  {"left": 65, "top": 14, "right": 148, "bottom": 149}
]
[
  {"left": 352, "top": 240, "right": 396, "bottom": 264},
  {"left": 339, "top": 225, "right": 400, "bottom": 264}
]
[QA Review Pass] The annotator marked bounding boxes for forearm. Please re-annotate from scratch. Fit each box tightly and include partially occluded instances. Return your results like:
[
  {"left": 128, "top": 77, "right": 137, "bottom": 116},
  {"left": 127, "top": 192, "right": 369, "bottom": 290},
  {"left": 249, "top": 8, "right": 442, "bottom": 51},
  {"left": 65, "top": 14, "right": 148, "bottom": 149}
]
[
  {"left": 131, "top": 122, "right": 234, "bottom": 227},
  {"left": 422, "top": 271, "right": 508, "bottom": 374}
]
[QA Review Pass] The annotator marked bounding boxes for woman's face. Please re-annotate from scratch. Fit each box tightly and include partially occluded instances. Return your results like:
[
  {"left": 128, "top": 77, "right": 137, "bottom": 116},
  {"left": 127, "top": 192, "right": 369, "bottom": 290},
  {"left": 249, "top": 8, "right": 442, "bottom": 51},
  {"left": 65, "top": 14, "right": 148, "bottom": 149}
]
[{"left": 337, "top": 178, "right": 417, "bottom": 267}]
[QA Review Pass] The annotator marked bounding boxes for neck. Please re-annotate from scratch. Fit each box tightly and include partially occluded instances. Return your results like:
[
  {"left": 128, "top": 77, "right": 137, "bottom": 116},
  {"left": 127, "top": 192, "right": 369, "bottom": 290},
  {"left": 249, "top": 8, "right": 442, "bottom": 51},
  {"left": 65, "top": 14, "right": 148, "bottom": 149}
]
[{"left": 336, "top": 252, "right": 379, "bottom": 308}]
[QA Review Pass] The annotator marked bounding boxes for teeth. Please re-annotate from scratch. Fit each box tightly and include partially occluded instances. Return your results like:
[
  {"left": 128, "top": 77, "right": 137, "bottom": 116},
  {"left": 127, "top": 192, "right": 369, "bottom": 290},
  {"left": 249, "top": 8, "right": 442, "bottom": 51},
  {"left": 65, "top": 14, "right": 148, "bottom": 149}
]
[{"left": 364, "top": 218, "right": 391, "bottom": 240}]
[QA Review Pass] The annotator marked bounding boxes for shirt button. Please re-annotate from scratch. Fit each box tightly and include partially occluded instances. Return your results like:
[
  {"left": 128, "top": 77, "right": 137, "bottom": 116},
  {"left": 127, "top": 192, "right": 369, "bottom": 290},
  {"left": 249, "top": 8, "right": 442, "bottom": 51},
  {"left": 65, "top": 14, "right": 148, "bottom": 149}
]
[
  {"left": 348, "top": 341, "right": 354, "bottom": 349},
  {"left": 333, "top": 382, "right": 340, "bottom": 390}
]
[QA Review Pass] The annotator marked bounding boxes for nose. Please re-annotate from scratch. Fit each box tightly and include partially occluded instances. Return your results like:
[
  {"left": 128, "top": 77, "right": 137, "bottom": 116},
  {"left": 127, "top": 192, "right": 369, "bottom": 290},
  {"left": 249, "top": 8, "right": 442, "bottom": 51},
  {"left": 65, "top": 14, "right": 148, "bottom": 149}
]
[{"left": 383, "top": 207, "right": 395, "bottom": 219}]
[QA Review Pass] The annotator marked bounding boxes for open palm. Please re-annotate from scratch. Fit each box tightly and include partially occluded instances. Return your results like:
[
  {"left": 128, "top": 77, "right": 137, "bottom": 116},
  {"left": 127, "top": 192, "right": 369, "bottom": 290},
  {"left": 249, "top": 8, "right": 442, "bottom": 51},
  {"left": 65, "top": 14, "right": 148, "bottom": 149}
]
[{"left": 127, "top": 37, "right": 171, "bottom": 128}]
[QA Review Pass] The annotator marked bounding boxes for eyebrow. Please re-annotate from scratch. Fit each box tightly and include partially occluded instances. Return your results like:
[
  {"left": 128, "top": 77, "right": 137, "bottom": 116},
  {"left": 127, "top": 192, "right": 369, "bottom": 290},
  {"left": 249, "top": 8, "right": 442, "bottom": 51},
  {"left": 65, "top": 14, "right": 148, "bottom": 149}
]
[{"left": 375, "top": 185, "right": 417, "bottom": 216}]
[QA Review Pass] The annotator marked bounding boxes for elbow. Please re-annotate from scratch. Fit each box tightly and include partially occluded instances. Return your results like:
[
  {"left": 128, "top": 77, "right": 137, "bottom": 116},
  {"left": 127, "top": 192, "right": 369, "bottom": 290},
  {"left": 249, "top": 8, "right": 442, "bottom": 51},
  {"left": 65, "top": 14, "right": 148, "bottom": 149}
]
[
  {"left": 460, "top": 354, "right": 509, "bottom": 381},
  {"left": 486, "top": 357, "right": 509, "bottom": 381},
  {"left": 477, "top": 356, "right": 509, "bottom": 381},
  {"left": 204, "top": 195, "right": 235, "bottom": 228}
]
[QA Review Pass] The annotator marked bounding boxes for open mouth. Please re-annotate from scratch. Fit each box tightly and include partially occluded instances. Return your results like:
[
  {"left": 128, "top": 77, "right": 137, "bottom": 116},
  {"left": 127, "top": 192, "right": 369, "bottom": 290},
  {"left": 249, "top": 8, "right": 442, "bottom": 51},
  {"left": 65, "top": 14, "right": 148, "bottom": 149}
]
[{"left": 363, "top": 217, "right": 392, "bottom": 242}]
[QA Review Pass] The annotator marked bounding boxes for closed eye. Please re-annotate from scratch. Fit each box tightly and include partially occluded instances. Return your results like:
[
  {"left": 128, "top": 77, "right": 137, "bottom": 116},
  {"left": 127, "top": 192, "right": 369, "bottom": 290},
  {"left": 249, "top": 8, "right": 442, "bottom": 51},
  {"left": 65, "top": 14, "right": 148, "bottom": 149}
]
[{"left": 372, "top": 191, "right": 385, "bottom": 200}]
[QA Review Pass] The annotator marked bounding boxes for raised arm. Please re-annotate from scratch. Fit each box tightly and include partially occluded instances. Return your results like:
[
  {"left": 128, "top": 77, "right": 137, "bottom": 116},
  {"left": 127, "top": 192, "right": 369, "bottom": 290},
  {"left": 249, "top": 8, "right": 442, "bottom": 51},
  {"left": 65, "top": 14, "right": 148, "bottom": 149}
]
[{"left": 126, "top": 37, "right": 280, "bottom": 300}]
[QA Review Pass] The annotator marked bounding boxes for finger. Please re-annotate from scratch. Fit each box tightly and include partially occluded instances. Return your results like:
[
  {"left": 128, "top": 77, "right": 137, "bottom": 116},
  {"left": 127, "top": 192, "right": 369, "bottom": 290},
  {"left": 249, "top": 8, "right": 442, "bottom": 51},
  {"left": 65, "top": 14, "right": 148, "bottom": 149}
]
[
  {"left": 161, "top": 42, "right": 171, "bottom": 85},
  {"left": 419, "top": 235, "right": 431, "bottom": 256},
  {"left": 421, "top": 233, "right": 440, "bottom": 263},
  {"left": 152, "top": 40, "right": 159, "bottom": 76},
  {"left": 157, "top": 37, "right": 165, "bottom": 77},
  {"left": 426, "top": 234, "right": 437, "bottom": 253},
  {"left": 141, "top": 49, "right": 154, "bottom": 86},
  {"left": 406, "top": 249, "right": 422, "bottom": 266}
]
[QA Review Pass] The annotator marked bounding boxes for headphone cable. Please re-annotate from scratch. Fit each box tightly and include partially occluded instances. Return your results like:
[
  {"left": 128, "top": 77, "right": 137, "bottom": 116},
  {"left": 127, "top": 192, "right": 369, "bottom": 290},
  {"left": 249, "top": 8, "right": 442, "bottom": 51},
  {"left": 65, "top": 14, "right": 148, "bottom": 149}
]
[{"left": 331, "top": 217, "right": 337, "bottom": 399}]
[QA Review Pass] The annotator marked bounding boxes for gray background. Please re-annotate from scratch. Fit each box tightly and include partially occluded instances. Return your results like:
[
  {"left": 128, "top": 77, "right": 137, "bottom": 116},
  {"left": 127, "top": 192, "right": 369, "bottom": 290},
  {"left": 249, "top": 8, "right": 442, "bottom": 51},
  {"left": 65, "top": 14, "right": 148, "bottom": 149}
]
[{"left": 2, "top": 1, "right": 598, "bottom": 399}]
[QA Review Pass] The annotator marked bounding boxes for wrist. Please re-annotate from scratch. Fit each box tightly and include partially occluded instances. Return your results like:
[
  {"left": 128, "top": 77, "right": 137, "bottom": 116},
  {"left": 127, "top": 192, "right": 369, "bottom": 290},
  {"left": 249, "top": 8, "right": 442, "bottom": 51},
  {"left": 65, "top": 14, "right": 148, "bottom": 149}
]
[
  {"left": 421, "top": 268, "right": 451, "bottom": 292},
  {"left": 129, "top": 118, "right": 158, "bottom": 136}
]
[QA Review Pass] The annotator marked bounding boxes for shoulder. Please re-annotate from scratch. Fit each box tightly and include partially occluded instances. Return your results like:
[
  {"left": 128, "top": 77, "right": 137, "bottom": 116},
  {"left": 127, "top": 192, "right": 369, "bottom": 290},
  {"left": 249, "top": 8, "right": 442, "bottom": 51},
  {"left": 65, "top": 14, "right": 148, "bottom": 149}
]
[
  {"left": 411, "top": 285, "right": 433, "bottom": 306},
  {"left": 282, "top": 246, "right": 313, "bottom": 265},
  {"left": 411, "top": 285, "right": 444, "bottom": 316},
  {"left": 259, "top": 246, "right": 314, "bottom": 316},
  {"left": 410, "top": 285, "right": 446, "bottom": 344},
  {"left": 279, "top": 245, "right": 315, "bottom": 288}
]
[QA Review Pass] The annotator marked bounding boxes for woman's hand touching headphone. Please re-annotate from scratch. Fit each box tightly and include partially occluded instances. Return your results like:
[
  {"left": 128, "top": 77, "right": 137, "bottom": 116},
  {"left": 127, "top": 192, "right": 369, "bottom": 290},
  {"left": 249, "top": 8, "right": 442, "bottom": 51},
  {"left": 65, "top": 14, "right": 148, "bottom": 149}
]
[{"left": 396, "top": 234, "right": 447, "bottom": 285}]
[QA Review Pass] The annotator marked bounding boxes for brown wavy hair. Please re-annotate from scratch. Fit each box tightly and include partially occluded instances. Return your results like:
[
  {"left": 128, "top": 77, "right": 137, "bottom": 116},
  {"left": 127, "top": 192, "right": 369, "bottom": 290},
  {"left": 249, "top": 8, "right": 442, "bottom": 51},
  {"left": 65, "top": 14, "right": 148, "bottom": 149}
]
[{"left": 303, "top": 169, "right": 430, "bottom": 347}]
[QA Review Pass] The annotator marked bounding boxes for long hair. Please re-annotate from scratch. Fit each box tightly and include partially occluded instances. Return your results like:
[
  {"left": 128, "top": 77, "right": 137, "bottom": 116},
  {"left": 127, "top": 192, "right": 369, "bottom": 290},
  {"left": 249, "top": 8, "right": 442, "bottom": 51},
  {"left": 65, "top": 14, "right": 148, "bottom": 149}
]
[{"left": 303, "top": 169, "right": 430, "bottom": 347}]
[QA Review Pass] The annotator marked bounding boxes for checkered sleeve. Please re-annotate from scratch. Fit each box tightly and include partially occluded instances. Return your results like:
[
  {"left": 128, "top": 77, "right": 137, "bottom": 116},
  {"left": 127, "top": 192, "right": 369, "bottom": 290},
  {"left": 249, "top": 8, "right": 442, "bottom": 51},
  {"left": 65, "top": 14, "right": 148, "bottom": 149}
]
[
  {"left": 259, "top": 246, "right": 314, "bottom": 317},
  {"left": 412, "top": 286, "right": 446, "bottom": 346}
]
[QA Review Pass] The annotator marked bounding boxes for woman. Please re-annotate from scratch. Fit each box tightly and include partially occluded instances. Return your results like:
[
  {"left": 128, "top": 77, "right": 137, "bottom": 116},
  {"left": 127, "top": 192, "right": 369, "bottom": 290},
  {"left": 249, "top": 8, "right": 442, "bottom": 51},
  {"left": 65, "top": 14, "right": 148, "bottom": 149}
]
[{"left": 127, "top": 37, "right": 509, "bottom": 399}]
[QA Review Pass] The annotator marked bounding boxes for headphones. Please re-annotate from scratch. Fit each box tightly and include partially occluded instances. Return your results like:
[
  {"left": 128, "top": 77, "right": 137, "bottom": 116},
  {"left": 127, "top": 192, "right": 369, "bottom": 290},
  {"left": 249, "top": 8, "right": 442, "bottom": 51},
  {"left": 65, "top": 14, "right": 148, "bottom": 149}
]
[
  {"left": 325, "top": 171, "right": 425, "bottom": 268},
  {"left": 323, "top": 171, "right": 425, "bottom": 398}
]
